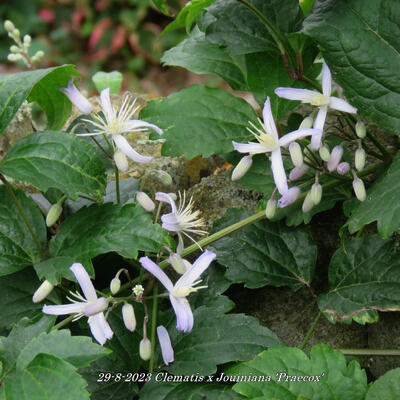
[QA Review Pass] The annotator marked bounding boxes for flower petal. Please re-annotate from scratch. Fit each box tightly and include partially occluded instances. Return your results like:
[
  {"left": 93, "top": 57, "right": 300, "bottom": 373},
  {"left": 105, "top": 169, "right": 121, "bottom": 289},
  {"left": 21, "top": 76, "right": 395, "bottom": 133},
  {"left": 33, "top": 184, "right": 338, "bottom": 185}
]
[
  {"left": 88, "top": 313, "right": 113, "bottom": 345},
  {"left": 70, "top": 263, "right": 97, "bottom": 302},
  {"left": 113, "top": 134, "right": 152, "bottom": 163},
  {"left": 270, "top": 149, "right": 288, "bottom": 195},
  {"left": 311, "top": 106, "right": 328, "bottom": 149},
  {"left": 329, "top": 97, "right": 357, "bottom": 114},
  {"left": 279, "top": 128, "right": 322, "bottom": 147},
  {"left": 59, "top": 78, "right": 93, "bottom": 114},
  {"left": 322, "top": 64, "right": 332, "bottom": 96},
  {"left": 176, "top": 250, "right": 216, "bottom": 288},
  {"left": 125, "top": 120, "right": 163, "bottom": 135},
  {"left": 275, "top": 88, "right": 319, "bottom": 102},
  {"left": 155, "top": 192, "right": 178, "bottom": 213},
  {"left": 99, "top": 88, "right": 114, "bottom": 122},
  {"left": 169, "top": 295, "right": 193, "bottom": 332},
  {"left": 157, "top": 326, "right": 174, "bottom": 365},
  {"left": 82, "top": 297, "right": 109, "bottom": 316},
  {"left": 262, "top": 97, "right": 279, "bottom": 141},
  {"left": 42, "top": 303, "right": 84, "bottom": 315},
  {"left": 232, "top": 141, "right": 270, "bottom": 154},
  {"left": 139, "top": 257, "right": 174, "bottom": 292},
  {"left": 161, "top": 213, "right": 181, "bottom": 232}
]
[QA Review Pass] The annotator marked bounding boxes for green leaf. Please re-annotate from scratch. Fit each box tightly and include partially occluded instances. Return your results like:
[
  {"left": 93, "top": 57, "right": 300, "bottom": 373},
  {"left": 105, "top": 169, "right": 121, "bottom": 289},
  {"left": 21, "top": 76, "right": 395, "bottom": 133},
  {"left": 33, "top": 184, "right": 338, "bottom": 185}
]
[
  {"left": 318, "top": 235, "right": 400, "bottom": 322},
  {"left": 209, "top": 209, "right": 317, "bottom": 290},
  {"left": 27, "top": 65, "right": 78, "bottom": 130},
  {"left": 0, "top": 65, "right": 77, "bottom": 133},
  {"left": 300, "top": 0, "right": 315, "bottom": 15},
  {"left": 366, "top": 368, "right": 400, "bottom": 400},
  {"left": 227, "top": 344, "right": 367, "bottom": 399},
  {"left": 0, "top": 186, "right": 46, "bottom": 276},
  {"left": 4, "top": 354, "right": 89, "bottom": 400},
  {"left": 140, "top": 85, "right": 257, "bottom": 158},
  {"left": 161, "top": 27, "right": 248, "bottom": 91},
  {"left": 0, "top": 131, "right": 107, "bottom": 201},
  {"left": 303, "top": 0, "right": 400, "bottom": 134},
  {"left": 200, "top": 0, "right": 301, "bottom": 55},
  {"left": 48, "top": 204, "right": 170, "bottom": 283},
  {"left": 34, "top": 256, "right": 82, "bottom": 286},
  {"left": 347, "top": 153, "right": 400, "bottom": 238},
  {"left": 152, "top": 0, "right": 173, "bottom": 16},
  {"left": 16, "top": 330, "right": 111, "bottom": 371},
  {"left": 92, "top": 71, "right": 123, "bottom": 94}
]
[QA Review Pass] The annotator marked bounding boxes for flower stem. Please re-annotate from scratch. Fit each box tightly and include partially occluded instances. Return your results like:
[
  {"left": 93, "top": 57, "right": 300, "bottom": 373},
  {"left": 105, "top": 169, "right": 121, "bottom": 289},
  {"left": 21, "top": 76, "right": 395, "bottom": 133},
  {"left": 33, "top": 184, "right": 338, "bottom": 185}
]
[
  {"left": 300, "top": 311, "right": 322, "bottom": 350},
  {"left": 52, "top": 315, "right": 75, "bottom": 330},
  {"left": 0, "top": 174, "right": 44, "bottom": 259},
  {"left": 338, "top": 349, "right": 400, "bottom": 356},
  {"left": 115, "top": 165, "right": 121, "bottom": 204},
  {"left": 149, "top": 283, "right": 158, "bottom": 373}
]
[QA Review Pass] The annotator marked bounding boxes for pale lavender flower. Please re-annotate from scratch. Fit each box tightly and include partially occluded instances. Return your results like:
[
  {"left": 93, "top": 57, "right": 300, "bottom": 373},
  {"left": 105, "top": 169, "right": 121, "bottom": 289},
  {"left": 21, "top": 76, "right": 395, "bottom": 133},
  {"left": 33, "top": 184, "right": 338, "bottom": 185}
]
[
  {"left": 59, "top": 78, "right": 94, "bottom": 114},
  {"left": 157, "top": 326, "right": 174, "bottom": 365},
  {"left": 42, "top": 263, "right": 113, "bottom": 345},
  {"left": 337, "top": 162, "right": 350, "bottom": 175},
  {"left": 232, "top": 97, "right": 320, "bottom": 195},
  {"left": 139, "top": 250, "right": 216, "bottom": 332},
  {"left": 275, "top": 64, "right": 357, "bottom": 149},
  {"left": 327, "top": 145, "right": 343, "bottom": 171},
  {"left": 289, "top": 164, "right": 309, "bottom": 181},
  {"left": 278, "top": 186, "right": 301, "bottom": 208}
]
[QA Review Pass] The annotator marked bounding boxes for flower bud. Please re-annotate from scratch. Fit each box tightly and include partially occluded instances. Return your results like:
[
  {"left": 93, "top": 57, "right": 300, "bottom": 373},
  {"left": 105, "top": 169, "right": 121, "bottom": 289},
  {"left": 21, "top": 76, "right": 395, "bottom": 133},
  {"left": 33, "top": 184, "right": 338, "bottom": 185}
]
[
  {"left": 353, "top": 177, "right": 366, "bottom": 201},
  {"left": 110, "top": 277, "right": 121, "bottom": 295},
  {"left": 168, "top": 193, "right": 177, "bottom": 201},
  {"left": 139, "top": 338, "right": 152, "bottom": 360},
  {"left": 355, "top": 121, "right": 366, "bottom": 138},
  {"left": 122, "top": 303, "right": 136, "bottom": 332},
  {"left": 289, "top": 164, "right": 309, "bottom": 181},
  {"left": 23, "top": 34, "right": 32, "bottom": 46},
  {"left": 32, "top": 280, "right": 54, "bottom": 303},
  {"left": 302, "top": 192, "right": 314, "bottom": 213},
  {"left": 355, "top": 148, "right": 366, "bottom": 171},
  {"left": 46, "top": 203, "right": 63, "bottom": 227},
  {"left": 155, "top": 170, "right": 173, "bottom": 186},
  {"left": 319, "top": 143, "right": 330, "bottom": 162},
  {"left": 289, "top": 142, "right": 303, "bottom": 168},
  {"left": 157, "top": 326, "right": 174, "bottom": 365},
  {"left": 278, "top": 187, "right": 301, "bottom": 208},
  {"left": 31, "top": 50, "right": 44, "bottom": 63},
  {"left": 83, "top": 297, "right": 109, "bottom": 316},
  {"left": 310, "top": 183, "right": 322, "bottom": 205},
  {"left": 10, "top": 45, "right": 21, "bottom": 53},
  {"left": 133, "top": 284, "right": 144, "bottom": 298},
  {"left": 136, "top": 191, "right": 155, "bottom": 212},
  {"left": 299, "top": 116, "right": 314, "bottom": 129},
  {"left": 4, "top": 20, "right": 15, "bottom": 32},
  {"left": 337, "top": 162, "right": 350, "bottom": 175},
  {"left": 7, "top": 53, "right": 22, "bottom": 62},
  {"left": 231, "top": 155, "right": 252, "bottom": 181},
  {"left": 168, "top": 252, "right": 187, "bottom": 274},
  {"left": 327, "top": 145, "right": 343, "bottom": 172},
  {"left": 265, "top": 198, "right": 277, "bottom": 219},
  {"left": 10, "top": 28, "right": 20, "bottom": 39},
  {"left": 114, "top": 150, "right": 129, "bottom": 172}
]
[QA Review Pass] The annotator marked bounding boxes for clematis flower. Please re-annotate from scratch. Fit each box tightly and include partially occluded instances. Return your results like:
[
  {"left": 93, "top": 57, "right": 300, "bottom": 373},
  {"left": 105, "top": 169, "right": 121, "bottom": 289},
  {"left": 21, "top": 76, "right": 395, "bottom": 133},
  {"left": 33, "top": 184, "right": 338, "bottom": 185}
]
[
  {"left": 155, "top": 192, "right": 207, "bottom": 254},
  {"left": 60, "top": 79, "right": 163, "bottom": 163},
  {"left": 42, "top": 263, "right": 113, "bottom": 345},
  {"left": 275, "top": 64, "right": 357, "bottom": 149},
  {"left": 232, "top": 97, "right": 321, "bottom": 195},
  {"left": 139, "top": 250, "right": 216, "bottom": 332}
]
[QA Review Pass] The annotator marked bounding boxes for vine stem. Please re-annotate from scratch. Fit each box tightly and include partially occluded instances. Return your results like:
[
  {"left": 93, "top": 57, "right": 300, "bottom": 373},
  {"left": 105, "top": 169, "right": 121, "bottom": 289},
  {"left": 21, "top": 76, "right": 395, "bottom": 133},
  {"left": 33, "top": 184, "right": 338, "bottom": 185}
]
[
  {"left": 0, "top": 174, "right": 44, "bottom": 259},
  {"left": 115, "top": 165, "right": 121, "bottom": 204},
  {"left": 300, "top": 311, "right": 322, "bottom": 350},
  {"left": 338, "top": 349, "right": 400, "bottom": 356},
  {"left": 149, "top": 283, "right": 158, "bottom": 373},
  {"left": 52, "top": 315, "right": 75, "bottom": 330}
]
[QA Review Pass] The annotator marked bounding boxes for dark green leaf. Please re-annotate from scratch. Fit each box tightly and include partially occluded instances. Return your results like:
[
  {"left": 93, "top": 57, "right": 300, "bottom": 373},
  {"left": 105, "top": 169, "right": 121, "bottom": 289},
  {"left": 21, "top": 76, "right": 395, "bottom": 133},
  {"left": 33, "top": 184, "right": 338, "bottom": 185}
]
[
  {"left": 303, "top": 0, "right": 400, "bottom": 134},
  {"left": 0, "top": 65, "right": 77, "bottom": 133},
  {"left": 140, "top": 85, "right": 257, "bottom": 158},
  {"left": 227, "top": 344, "right": 367, "bottom": 399},
  {"left": 0, "top": 186, "right": 46, "bottom": 276},
  {"left": 366, "top": 368, "right": 400, "bottom": 400},
  {"left": 318, "top": 235, "right": 400, "bottom": 322},
  {"left": 0, "top": 131, "right": 107, "bottom": 201},
  {"left": 152, "top": 0, "right": 173, "bottom": 16},
  {"left": 209, "top": 209, "right": 317, "bottom": 290},
  {"left": 161, "top": 27, "right": 248, "bottom": 90}
]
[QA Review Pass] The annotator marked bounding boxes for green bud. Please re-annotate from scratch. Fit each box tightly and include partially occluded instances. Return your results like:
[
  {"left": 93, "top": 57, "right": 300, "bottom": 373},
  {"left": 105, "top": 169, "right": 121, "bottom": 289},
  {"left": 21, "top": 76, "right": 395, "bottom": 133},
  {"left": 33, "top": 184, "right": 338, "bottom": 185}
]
[
  {"left": 302, "top": 192, "right": 314, "bottom": 213},
  {"left": 4, "top": 20, "right": 15, "bottom": 33},
  {"left": 355, "top": 121, "right": 366, "bottom": 138},
  {"left": 265, "top": 198, "right": 277, "bottom": 219},
  {"left": 122, "top": 303, "right": 136, "bottom": 332},
  {"left": 110, "top": 277, "right": 121, "bottom": 295},
  {"left": 353, "top": 177, "right": 366, "bottom": 201},
  {"left": 310, "top": 183, "right": 322, "bottom": 205},
  {"left": 155, "top": 170, "right": 173, "bottom": 186},
  {"left": 139, "top": 338, "right": 152, "bottom": 360},
  {"left": 299, "top": 116, "right": 314, "bottom": 129},
  {"left": 169, "top": 252, "right": 187, "bottom": 274},
  {"left": 319, "top": 144, "right": 330, "bottom": 162},
  {"left": 23, "top": 34, "right": 32, "bottom": 46},
  {"left": 289, "top": 142, "right": 303, "bottom": 168},
  {"left": 46, "top": 204, "right": 63, "bottom": 227},
  {"left": 7, "top": 53, "right": 22, "bottom": 62},
  {"left": 10, "top": 45, "right": 21, "bottom": 53},
  {"left": 11, "top": 28, "right": 20, "bottom": 39},
  {"left": 31, "top": 50, "right": 44, "bottom": 63},
  {"left": 32, "top": 280, "right": 54, "bottom": 303},
  {"left": 114, "top": 150, "right": 129, "bottom": 172},
  {"left": 355, "top": 148, "right": 366, "bottom": 171}
]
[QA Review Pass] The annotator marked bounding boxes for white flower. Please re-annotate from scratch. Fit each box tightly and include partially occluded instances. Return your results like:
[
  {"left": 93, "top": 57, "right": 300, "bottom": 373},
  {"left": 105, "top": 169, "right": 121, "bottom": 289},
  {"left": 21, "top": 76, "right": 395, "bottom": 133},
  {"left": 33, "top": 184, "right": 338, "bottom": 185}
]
[
  {"left": 275, "top": 64, "right": 357, "bottom": 149},
  {"left": 42, "top": 263, "right": 113, "bottom": 345},
  {"left": 232, "top": 97, "right": 321, "bottom": 195},
  {"left": 155, "top": 192, "right": 207, "bottom": 254},
  {"left": 140, "top": 250, "right": 216, "bottom": 332},
  {"left": 157, "top": 326, "right": 174, "bottom": 366}
]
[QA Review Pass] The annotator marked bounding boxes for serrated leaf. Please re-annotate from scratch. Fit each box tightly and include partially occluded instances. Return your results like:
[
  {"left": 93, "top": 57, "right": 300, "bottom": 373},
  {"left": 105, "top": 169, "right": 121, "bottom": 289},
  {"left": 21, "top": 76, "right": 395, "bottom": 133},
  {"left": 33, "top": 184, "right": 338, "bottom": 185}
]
[
  {"left": 16, "top": 330, "right": 111, "bottom": 371},
  {"left": 303, "top": 0, "right": 400, "bottom": 134},
  {"left": 49, "top": 204, "right": 171, "bottom": 277},
  {"left": 0, "top": 131, "right": 107, "bottom": 201},
  {"left": 27, "top": 65, "right": 78, "bottom": 130},
  {"left": 227, "top": 344, "right": 367, "bottom": 399},
  {"left": 347, "top": 153, "right": 400, "bottom": 238},
  {"left": 318, "top": 235, "right": 400, "bottom": 322},
  {"left": 366, "top": 368, "right": 400, "bottom": 400},
  {"left": 0, "top": 186, "right": 46, "bottom": 276},
  {"left": 209, "top": 209, "right": 317, "bottom": 290},
  {"left": 200, "top": 0, "right": 301, "bottom": 55},
  {"left": 140, "top": 85, "right": 257, "bottom": 158},
  {"left": 161, "top": 27, "right": 248, "bottom": 90},
  {"left": 4, "top": 354, "right": 89, "bottom": 400},
  {"left": 0, "top": 65, "right": 77, "bottom": 133}
]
